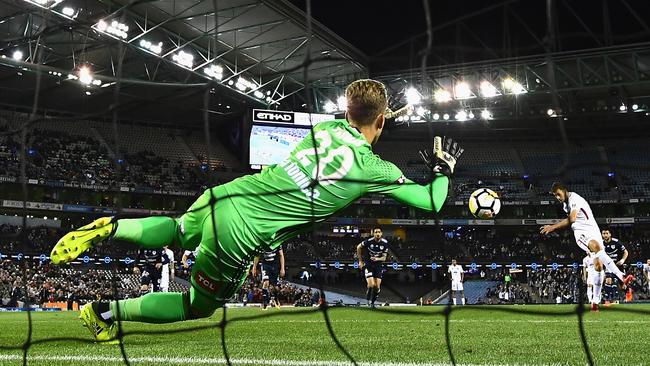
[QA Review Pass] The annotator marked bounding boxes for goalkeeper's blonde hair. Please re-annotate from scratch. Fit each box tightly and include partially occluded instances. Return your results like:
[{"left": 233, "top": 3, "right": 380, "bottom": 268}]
[{"left": 345, "top": 79, "right": 388, "bottom": 126}]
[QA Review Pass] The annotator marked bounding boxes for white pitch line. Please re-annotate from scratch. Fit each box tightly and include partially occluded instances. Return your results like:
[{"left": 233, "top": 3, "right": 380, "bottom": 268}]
[
  {"left": 0, "top": 354, "right": 570, "bottom": 366},
  {"left": 196, "top": 319, "right": 650, "bottom": 324},
  {"left": 3, "top": 318, "right": 650, "bottom": 324}
]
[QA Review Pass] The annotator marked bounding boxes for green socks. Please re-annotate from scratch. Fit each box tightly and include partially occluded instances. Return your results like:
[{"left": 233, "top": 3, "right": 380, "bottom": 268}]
[
  {"left": 110, "top": 292, "right": 189, "bottom": 324},
  {"left": 113, "top": 217, "right": 178, "bottom": 248}
]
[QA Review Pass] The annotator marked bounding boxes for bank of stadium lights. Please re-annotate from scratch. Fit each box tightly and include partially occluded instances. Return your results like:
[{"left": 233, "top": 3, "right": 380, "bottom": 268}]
[
  {"left": 455, "top": 110, "right": 468, "bottom": 121},
  {"left": 76, "top": 66, "right": 101, "bottom": 86},
  {"left": 502, "top": 78, "right": 527, "bottom": 94},
  {"left": 323, "top": 101, "right": 338, "bottom": 113},
  {"left": 432, "top": 113, "right": 440, "bottom": 120},
  {"left": 479, "top": 81, "right": 500, "bottom": 98},
  {"left": 405, "top": 87, "right": 421, "bottom": 105},
  {"left": 442, "top": 113, "right": 450, "bottom": 120},
  {"left": 203, "top": 64, "right": 223, "bottom": 80},
  {"left": 12, "top": 50, "right": 23, "bottom": 61},
  {"left": 61, "top": 7, "right": 75, "bottom": 17},
  {"left": 619, "top": 104, "right": 627, "bottom": 111},
  {"left": 235, "top": 77, "right": 257, "bottom": 92},
  {"left": 433, "top": 89, "right": 452, "bottom": 103},
  {"left": 78, "top": 66, "right": 93, "bottom": 85},
  {"left": 139, "top": 40, "right": 163, "bottom": 55},
  {"left": 172, "top": 50, "right": 194, "bottom": 69},
  {"left": 480, "top": 110, "right": 492, "bottom": 120},
  {"left": 95, "top": 20, "right": 129, "bottom": 40},
  {"left": 454, "top": 82, "right": 474, "bottom": 99},
  {"left": 253, "top": 90, "right": 265, "bottom": 99}
]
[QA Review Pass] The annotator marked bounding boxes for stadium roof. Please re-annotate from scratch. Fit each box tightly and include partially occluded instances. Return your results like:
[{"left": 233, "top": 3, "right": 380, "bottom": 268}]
[{"left": 0, "top": 0, "right": 367, "bottom": 121}]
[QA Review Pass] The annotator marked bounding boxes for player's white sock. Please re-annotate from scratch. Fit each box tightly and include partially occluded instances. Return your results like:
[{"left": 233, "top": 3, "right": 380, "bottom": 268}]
[
  {"left": 586, "top": 286, "right": 593, "bottom": 303},
  {"left": 461, "top": 297, "right": 466, "bottom": 305},
  {"left": 100, "top": 310, "right": 112, "bottom": 321},
  {"left": 593, "top": 272, "right": 604, "bottom": 304},
  {"left": 594, "top": 250, "right": 624, "bottom": 281},
  {"left": 452, "top": 297, "right": 457, "bottom": 305}
]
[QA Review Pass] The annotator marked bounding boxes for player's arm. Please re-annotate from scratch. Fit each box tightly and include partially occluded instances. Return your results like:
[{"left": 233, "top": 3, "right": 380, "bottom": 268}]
[
  {"left": 384, "top": 176, "right": 450, "bottom": 213},
  {"left": 252, "top": 256, "right": 260, "bottom": 277},
  {"left": 356, "top": 243, "right": 365, "bottom": 269},
  {"left": 279, "top": 249, "right": 285, "bottom": 278},
  {"left": 460, "top": 268, "right": 464, "bottom": 282},
  {"left": 540, "top": 210, "right": 576, "bottom": 235},
  {"left": 181, "top": 250, "right": 190, "bottom": 268},
  {"left": 169, "top": 252, "right": 175, "bottom": 280}
]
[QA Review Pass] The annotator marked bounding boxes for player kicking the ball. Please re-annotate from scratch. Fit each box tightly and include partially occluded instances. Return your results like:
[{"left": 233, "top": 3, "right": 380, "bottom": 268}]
[
  {"left": 49, "top": 79, "right": 463, "bottom": 343},
  {"left": 540, "top": 183, "right": 634, "bottom": 305}
]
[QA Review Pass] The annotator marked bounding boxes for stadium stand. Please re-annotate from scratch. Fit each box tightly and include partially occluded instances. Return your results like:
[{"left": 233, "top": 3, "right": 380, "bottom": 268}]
[
  {"left": 0, "top": 259, "right": 187, "bottom": 308},
  {"left": 2, "top": 109, "right": 650, "bottom": 202}
]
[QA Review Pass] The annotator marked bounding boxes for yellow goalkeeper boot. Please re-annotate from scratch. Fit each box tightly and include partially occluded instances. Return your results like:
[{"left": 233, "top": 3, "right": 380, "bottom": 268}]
[
  {"left": 79, "top": 302, "right": 119, "bottom": 345},
  {"left": 50, "top": 217, "right": 115, "bottom": 265}
]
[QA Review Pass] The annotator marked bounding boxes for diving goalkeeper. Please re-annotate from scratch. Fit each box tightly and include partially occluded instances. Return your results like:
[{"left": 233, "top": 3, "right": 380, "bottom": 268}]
[{"left": 49, "top": 79, "right": 463, "bottom": 342}]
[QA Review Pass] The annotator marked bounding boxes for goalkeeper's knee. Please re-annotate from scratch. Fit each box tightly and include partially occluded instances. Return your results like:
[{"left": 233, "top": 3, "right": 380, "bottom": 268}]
[
  {"left": 185, "top": 291, "right": 221, "bottom": 320},
  {"left": 188, "top": 304, "right": 217, "bottom": 319}
]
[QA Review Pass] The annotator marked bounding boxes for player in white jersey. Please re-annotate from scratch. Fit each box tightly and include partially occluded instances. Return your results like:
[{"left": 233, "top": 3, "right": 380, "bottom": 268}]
[
  {"left": 541, "top": 183, "right": 633, "bottom": 290},
  {"left": 582, "top": 253, "right": 604, "bottom": 311},
  {"left": 448, "top": 259, "right": 465, "bottom": 305},
  {"left": 159, "top": 245, "right": 175, "bottom": 292},
  {"left": 643, "top": 259, "right": 650, "bottom": 293}
]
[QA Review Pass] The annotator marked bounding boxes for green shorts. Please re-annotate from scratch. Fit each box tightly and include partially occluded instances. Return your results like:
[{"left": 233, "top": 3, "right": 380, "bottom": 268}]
[{"left": 176, "top": 188, "right": 260, "bottom": 314}]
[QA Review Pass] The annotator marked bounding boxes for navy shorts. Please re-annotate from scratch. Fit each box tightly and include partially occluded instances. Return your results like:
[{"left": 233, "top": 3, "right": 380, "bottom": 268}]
[
  {"left": 261, "top": 263, "right": 279, "bottom": 285},
  {"left": 363, "top": 262, "right": 384, "bottom": 279}
]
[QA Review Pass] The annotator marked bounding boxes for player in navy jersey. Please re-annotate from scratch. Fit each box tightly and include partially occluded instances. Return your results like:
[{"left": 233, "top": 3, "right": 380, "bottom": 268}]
[
  {"left": 139, "top": 249, "right": 163, "bottom": 292},
  {"left": 601, "top": 228, "right": 629, "bottom": 300},
  {"left": 601, "top": 228, "right": 629, "bottom": 270},
  {"left": 357, "top": 227, "right": 389, "bottom": 307},
  {"left": 252, "top": 246, "right": 285, "bottom": 309}
]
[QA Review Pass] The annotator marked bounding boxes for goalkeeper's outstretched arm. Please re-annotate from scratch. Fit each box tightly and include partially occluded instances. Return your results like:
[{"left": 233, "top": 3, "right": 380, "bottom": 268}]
[{"left": 386, "top": 175, "right": 449, "bottom": 213}]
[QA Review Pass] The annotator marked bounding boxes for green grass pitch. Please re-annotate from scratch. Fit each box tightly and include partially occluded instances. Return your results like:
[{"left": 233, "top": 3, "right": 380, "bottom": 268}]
[{"left": 0, "top": 304, "right": 648, "bottom": 365}]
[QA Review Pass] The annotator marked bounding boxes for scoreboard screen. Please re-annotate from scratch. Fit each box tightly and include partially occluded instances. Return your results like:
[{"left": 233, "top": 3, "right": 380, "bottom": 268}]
[{"left": 249, "top": 109, "right": 334, "bottom": 169}]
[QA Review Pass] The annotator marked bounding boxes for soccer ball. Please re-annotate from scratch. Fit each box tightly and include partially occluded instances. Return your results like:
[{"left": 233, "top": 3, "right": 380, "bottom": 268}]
[{"left": 468, "top": 188, "right": 501, "bottom": 219}]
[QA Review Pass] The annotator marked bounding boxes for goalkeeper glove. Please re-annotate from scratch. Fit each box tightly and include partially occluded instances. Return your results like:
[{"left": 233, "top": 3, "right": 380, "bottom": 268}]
[{"left": 419, "top": 136, "right": 464, "bottom": 177}]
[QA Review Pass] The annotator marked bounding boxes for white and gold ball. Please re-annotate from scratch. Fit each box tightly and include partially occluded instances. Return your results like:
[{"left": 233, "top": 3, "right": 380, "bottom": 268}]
[{"left": 468, "top": 188, "right": 501, "bottom": 219}]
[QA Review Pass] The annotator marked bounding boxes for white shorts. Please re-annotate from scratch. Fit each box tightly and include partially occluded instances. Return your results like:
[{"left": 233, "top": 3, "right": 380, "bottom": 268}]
[
  {"left": 451, "top": 281, "right": 464, "bottom": 291},
  {"left": 574, "top": 229, "right": 602, "bottom": 254},
  {"left": 160, "top": 272, "right": 169, "bottom": 292},
  {"left": 587, "top": 270, "right": 604, "bottom": 286}
]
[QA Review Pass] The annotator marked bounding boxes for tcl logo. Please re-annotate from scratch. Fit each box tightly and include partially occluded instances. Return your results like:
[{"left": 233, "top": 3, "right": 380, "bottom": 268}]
[
  {"left": 194, "top": 271, "right": 220, "bottom": 293},
  {"left": 253, "top": 109, "right": 294, "bottom": 123}
]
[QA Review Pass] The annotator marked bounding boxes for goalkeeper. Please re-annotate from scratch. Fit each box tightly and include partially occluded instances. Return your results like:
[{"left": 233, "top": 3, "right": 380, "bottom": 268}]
[{"left": 50, "top": 79, "right": 463, "bottom": 342}]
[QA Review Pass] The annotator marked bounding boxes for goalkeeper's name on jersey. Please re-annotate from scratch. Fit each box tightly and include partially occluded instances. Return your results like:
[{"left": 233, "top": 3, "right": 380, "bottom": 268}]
[{"left": 279, "top": 158, "right": 319, "bottom": 199}]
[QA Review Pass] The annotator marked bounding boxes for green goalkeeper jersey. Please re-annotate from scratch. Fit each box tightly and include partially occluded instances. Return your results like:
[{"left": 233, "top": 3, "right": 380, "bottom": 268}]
[{"left": 213, "top": 119, "right": 449, "bottom": 250}]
